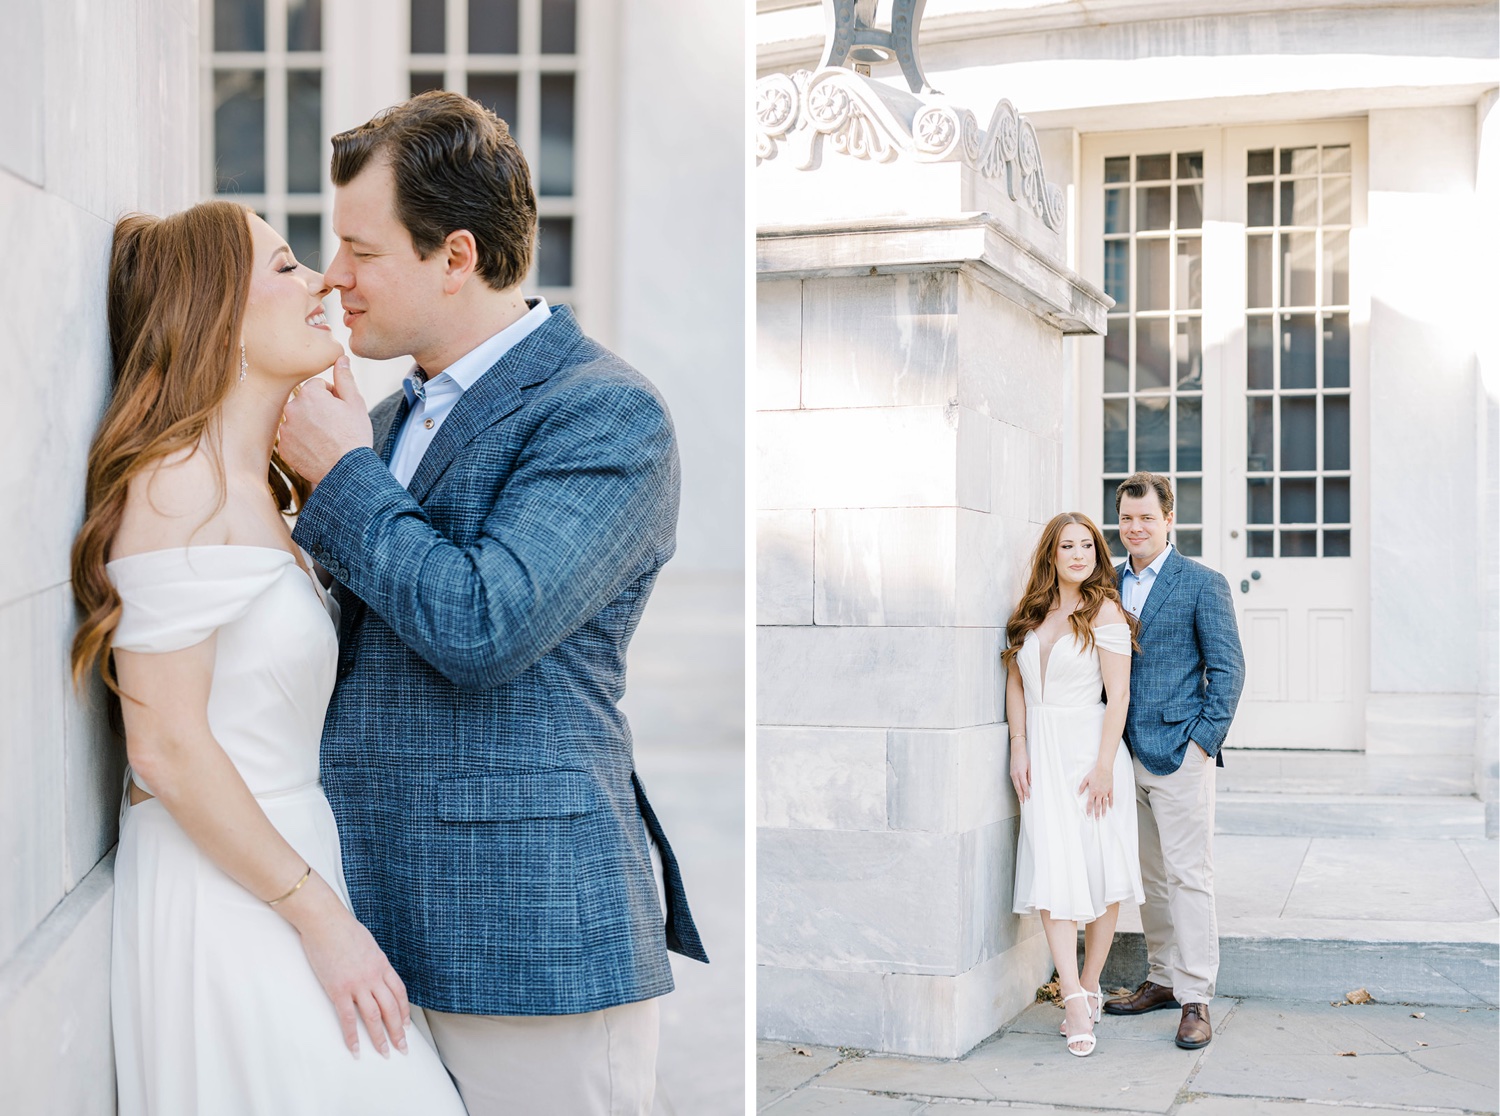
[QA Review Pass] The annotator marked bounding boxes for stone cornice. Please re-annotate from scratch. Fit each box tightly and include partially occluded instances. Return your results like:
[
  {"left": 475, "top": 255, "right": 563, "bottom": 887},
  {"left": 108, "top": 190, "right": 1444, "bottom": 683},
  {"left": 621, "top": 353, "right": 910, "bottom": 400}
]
[
  {"left": 756, "top": 67, "right": 1068, "bottom": 235},
  {"left": 757, "top": 212, "right": 1112, "bottom": 335}
]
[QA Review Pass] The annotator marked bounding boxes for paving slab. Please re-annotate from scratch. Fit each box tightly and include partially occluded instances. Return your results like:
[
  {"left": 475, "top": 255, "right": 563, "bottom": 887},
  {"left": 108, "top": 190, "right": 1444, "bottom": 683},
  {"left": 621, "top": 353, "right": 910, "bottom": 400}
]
[
  {"left": 759, "top": 1041, "right": 842, "bottom": 1111},
  {"left": 1282, "top": 839, "right": 1498, "bottom": 923},
  {"left": 1459, "top": 839, "right": 1500, "bottom": 909},
  {"left": 762, "top": 1087, "right": 927, "bottom": 1114},
  {"left": 1173, "top": 1099, "right": 1465, "bottom": 1116},
  {"left": 1208, "top": 836, "right": 1309, "bottom": 921},
  {"left": 1187, "top": 1000, "right": 1499, "bottom": 1112}
]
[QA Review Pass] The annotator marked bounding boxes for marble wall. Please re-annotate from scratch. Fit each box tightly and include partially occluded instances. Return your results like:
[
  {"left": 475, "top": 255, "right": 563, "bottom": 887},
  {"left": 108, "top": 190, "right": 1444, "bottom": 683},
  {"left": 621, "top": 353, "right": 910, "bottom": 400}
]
[
  {"left": 0, "top": 0, "right": 199, "bottom": 1108},
  {"left": 756, "top": 264, "right": 1074, "bottom": 1057}
]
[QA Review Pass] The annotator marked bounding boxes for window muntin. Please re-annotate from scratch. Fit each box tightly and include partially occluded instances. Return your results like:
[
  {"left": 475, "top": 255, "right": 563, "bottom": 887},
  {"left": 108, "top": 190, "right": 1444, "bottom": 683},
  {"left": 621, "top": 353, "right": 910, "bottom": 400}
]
[{"left": 1100, "top": 151, "right": 1205, "bottom": 557}]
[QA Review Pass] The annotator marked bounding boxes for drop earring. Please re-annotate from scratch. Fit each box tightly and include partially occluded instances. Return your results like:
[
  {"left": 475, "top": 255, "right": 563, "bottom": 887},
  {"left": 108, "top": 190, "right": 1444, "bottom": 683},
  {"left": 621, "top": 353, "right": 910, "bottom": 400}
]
[{"left": 239, "top": 342, "right": 248, "bottom": 385}]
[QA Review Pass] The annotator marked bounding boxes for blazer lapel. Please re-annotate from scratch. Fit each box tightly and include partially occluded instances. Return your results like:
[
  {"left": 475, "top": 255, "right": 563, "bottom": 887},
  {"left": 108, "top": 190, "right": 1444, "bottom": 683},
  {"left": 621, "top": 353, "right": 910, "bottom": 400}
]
[
  {"left": 1135, "top": 547, "right": 1184, "bottom": 630},
  {"left": 374, "top": 394, "right": 410, "bottom": 465},
  {"left": 405, "top": 306, "right": 583, "bottom": 504}
]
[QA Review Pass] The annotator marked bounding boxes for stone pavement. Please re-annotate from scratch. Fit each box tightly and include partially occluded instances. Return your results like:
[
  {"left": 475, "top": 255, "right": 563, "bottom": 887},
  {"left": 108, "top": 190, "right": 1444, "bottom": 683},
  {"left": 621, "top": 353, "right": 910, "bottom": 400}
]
[{"left": 758, "top": 997, "right": 1499, "bottom": 1114}]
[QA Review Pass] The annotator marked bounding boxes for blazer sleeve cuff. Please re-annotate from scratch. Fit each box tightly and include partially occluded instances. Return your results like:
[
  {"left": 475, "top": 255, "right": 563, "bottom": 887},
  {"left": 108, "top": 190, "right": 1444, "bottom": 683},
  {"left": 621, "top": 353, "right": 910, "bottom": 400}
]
[{"left": 292, "top": 448, "right": 414, "bottom": 576}]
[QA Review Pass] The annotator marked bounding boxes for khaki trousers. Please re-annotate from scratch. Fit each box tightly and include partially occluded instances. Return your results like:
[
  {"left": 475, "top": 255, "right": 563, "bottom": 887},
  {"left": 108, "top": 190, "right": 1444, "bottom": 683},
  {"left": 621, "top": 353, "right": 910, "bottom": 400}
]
[
  {"left": 1133, "top": 743, "right": 1219, "bottom": 1005},
  {"left": 417, "top": 997, "right": 660, "bottom": 1116}
]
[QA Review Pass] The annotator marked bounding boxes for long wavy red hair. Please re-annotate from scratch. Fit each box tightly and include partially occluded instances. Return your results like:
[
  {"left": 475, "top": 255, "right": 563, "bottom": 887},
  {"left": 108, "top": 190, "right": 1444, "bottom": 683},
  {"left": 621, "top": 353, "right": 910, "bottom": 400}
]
[
  {"left": 1001, "top": 512, "right": 1138, "bottom": 670},
  {"left": 70, "top": 202, "right": 310, "bottom": 695}
]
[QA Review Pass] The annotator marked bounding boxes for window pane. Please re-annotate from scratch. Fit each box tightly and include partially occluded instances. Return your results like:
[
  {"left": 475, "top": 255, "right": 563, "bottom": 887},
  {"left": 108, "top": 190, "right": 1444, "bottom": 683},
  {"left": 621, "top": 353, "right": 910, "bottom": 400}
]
[
  {"left": 411, "top": 72, "right": 444, "bottom": 97},
  {"left": 1324, "top": 529, "right": 1351, "bottom": 556},
  {"left": 1136, "top": 153, "right": 1170, "bottom": 181},
  {"left": 1281, "top": 397, "right": 1317, "bottom": 471},
  {"left": 1324, "top": 477, "right": 1351, "bottom": 524},
  {"left": 1105, "top": 188, "right": 1128, "bottom": 235},
  {"left": 1281, "top": 231, "right": 1316, "bottom": 306},
  {"left": 1103, "top": 479, "right": 1121, "bottom": 522},
  {"left": 214, "top": 70, "right": 266, "bottom": 193},
  {"left": 1279, "top": 178, "right": 1317, "bottom": 227},
  {"left": 1176, "top": 237, "right": 1201, "bottom": 309},
  {"left": 1138, "top": 239, "right": 1170, "bottom": 311},
  {"left": 1324, "top": 396, "right": 1350, "bottom": 470},
  {"left": 411, "top": 0, "right": 445, "bottom": 52},
  {"left": 1247, "top": 181, "right": 1273, "bottom": 227},
  {"left": 1281, "top": 147, "right": 1318, "bottom": 175},
  {"left": 538, "top": 73, "right": 575, "bottom": 196},
  {"left": 1104, "top": 156, "right": 1130, "bottom": 183},
  {"left": 1248, "top": 530, "right": 1274, "bottom": 556},
  {"left": 1177, "top": 152, "right": 1203, "bottom": 179},
  {"left": 287, "top": 0, "right": 321, "bottom": 50},
  {"left": 287, "top": 70, "right": 322, "bottom": 194},
  {"left": 1175, "top": 529, "right": 1202, "bottom": 556},
  {"left": 215, "top": 0, "right": 265, "bottom": 51},
  {"left": 287, "top": 214, "right": 321, "bottom": 269},
  {"left": 1103, "top": 400, "right": 1129, "bottom": 472},
  {"left": 470, "top": 0, "right": 520, "bottom": 53},
  {"left": 1322, "top": 145, "right": 1351, "bottom": 173},
  {"left": 1247, "top": 315, "right": 1274, "bottom": 390},
  {"left": 1135, "top": 396, "right": 1171, "bottom": 471},
  {"left": 1176, "top": 318, "right": 1201, "bottom": 390},
  {"left": 1104, "top": 528, "right": 1123, "bottom": 558},
  {"left": 1281, "top": 313, "right": 1316, "bottom": 390},
  {"left": 1281, "top": 530, "right": 1317, "bottom": 556},
  {"left": 1248, "top": 149, "right": 1274, "bottom": 176},
  {"left": 1247, "top": 235, "right": 1272, "bottom": 308},
  {"left": 1137, "top": 186, "right": 1171, "bottom": 231},
  {"left": 541, "top": 0, "right": 577, "bottom": 53},
  {"left": 1104, "top": 240, "right": 1129, "bottom": 309},
  {"left": 1176, "top": 397, "right": 1202, "bottom": 471},
  {"left": 1324, "top": 313, "right": 1349, "bottom": 389},
  {"left": 1248, "top": 397, "right": 1274, "bottom": 471},
  {"left": 1281, "top": 478, "right": 1316, "bottom": 524},
  {"left": 1323, "top": 175, "right": 1351, "bottom": 225},
  {"left": 1323, "top": 230, "right": 1349, "bottom": 306},
  {"left": 538, "top": 216, "right": 572, "bottom": 286},
  {"left": 1248, "top": 477, "right": 1273, "bottom": 523},
  {"left": 1104, "top": 321, "right": 1129, "bottom": 393},
  {"left": 1176, "top": 477, "right": 1203, "bottom": 523},
  {"left": 1177, "top": 183, "right": 1203, "bottom": 230},
  {"left": 1136, "top": 317, "right": 1170, "bottom": 390},
  {"left": 468, "top": 73, "right": 518, "bottom": 125}
]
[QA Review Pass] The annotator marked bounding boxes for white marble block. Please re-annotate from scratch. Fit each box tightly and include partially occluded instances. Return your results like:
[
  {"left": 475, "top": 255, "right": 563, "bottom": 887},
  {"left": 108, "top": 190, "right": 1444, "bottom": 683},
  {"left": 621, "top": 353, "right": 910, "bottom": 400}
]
[{"left": 757, "top": 726, "right": 888, "bottom": 831}]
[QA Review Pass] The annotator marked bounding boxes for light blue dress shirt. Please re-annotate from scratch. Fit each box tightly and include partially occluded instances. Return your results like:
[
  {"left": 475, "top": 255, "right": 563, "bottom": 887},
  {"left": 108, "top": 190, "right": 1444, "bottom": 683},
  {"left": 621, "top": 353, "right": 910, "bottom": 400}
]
[
  {"left": 1119, "top": 541, "right": 1174, "bottom": 617},
  {"left": 389, "top": 299, "right": 550, "bottom": 488}
]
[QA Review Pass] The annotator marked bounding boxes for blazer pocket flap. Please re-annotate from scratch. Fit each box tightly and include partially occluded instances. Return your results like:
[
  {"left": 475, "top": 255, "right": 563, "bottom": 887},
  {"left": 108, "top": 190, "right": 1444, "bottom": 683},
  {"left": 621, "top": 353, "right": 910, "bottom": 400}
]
[
  {"left": 437, "top": 771, "right": 597, "bottom": 821},
  {"left": 1161, "top": 701, "right": 1199, "bottom": 724}
]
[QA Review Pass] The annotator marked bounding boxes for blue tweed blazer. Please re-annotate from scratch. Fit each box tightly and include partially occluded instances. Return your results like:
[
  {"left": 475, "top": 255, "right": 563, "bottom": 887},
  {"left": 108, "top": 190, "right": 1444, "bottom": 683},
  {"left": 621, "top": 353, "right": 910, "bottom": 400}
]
[
  {"left": 1113, "top": 548, "right": 1246, "bottom": 777},
  {"left": 292, "top": 306, "right": 707, "bottom": 1017}
]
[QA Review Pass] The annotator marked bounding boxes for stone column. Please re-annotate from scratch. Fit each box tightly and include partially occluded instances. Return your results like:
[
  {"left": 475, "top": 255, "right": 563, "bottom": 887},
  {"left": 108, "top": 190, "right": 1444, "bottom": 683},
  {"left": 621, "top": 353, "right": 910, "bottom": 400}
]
[{"left": 755, "top": 69, "right": 1109, "bottom": 1058}]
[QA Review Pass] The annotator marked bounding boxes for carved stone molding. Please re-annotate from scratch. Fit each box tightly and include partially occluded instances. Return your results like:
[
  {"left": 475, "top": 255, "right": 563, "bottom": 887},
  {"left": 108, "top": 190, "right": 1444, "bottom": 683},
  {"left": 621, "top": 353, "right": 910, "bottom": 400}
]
[{"left": 756, "top": 68, "right": 1066, "bottom": 234}]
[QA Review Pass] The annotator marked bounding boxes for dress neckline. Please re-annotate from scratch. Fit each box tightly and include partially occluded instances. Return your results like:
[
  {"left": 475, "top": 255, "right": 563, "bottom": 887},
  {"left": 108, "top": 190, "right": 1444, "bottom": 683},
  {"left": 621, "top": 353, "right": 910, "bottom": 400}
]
[{"left": 107, "top": 544, "right": 323, "bottom": 599}]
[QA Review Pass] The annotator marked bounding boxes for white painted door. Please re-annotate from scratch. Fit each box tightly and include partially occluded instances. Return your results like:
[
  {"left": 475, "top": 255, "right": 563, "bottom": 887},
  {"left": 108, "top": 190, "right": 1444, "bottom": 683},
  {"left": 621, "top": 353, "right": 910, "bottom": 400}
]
[{"left": 1078, "top": 122, "right": 1369, "bottom": 751}]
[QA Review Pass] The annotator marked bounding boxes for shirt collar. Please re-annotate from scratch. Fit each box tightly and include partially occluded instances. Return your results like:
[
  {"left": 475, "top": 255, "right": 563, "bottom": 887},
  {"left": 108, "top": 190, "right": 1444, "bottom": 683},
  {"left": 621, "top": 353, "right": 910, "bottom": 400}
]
[
  {"left": 1123, "top": 541, "right": 1175, "bottom": 581},
  {"left": 402, "top": 298, "right": 550, "bottom": 405}
]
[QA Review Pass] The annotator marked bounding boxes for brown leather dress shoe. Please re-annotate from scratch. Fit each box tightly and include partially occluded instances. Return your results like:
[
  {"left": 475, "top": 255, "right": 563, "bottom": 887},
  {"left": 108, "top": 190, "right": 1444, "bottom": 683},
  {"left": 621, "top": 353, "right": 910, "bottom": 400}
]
[
  {"left": 1103, "top": 980, "right": 1180, "bottom": 1015},
  {"left": 1175, "top": 1003, "right": 1212, "bottom": 1049}
]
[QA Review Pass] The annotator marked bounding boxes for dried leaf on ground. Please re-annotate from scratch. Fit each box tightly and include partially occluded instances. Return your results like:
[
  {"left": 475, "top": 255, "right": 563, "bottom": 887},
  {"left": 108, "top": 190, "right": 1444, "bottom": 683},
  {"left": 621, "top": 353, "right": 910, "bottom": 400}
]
[
  {"left": 1411, "top": 1012, "right": 1426, "bottom": 1019},
  {"left": 1108, "top": 987, "right": 1134, "bottom": 997},
  {"left": 1036, "top": 972, "right": 1062, "bottom": 1006},
  {"left": 791, "top": 1047, "right": 812, "bottom": 1057},
  {"left": 1337, "top": 1050, "right": 1358, "bottom": 1057},
  {"left": 1417, "top": 1041, "right": 1429, "bottom": 1047},
  {"left": 1345, "top": 988, "right": 1373, "bottom": 1004}
]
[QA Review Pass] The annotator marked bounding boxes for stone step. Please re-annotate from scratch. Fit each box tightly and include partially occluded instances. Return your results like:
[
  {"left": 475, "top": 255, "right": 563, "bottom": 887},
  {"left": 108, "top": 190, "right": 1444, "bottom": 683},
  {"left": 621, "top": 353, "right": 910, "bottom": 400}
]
[
  {"left": 1216, "top": 791, "right": 1488, "bottom": 839},
  {"left": 1095, "top": 834, "right": 1499, "bottom": 1007},
  {"left": 1219, "top": 748, "right": 1475, "bottom": 796}
]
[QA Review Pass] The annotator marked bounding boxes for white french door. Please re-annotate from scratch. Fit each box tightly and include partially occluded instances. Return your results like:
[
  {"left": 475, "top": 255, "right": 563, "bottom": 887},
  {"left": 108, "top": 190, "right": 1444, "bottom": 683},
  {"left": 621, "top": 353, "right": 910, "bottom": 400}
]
[{"left": 1079, "top": 122, "right": 1369, "bottom": 751}]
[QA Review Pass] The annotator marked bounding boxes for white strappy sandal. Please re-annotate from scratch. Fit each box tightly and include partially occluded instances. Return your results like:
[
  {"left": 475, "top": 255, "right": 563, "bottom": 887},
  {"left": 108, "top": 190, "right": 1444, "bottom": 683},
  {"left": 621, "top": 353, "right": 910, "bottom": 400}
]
[
  {"left": 1086, "top": 987, "right": 1104, "bottom": 1022},
  {"left": 1060, "top": 991, "right": 1097, "bottom": 1057}
]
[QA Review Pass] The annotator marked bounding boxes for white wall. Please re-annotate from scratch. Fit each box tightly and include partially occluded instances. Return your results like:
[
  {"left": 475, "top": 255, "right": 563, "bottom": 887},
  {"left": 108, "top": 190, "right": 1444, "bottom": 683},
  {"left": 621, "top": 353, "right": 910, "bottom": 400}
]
[{"left": 0, "top": 0, "right": 199, "bottom": 1109}]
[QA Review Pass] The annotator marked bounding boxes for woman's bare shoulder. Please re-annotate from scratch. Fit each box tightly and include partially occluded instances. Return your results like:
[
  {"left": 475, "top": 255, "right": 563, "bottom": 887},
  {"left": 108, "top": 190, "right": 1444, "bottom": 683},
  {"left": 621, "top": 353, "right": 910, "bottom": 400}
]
[
  {"left": 113, "top": 446, "right": 230, "bottom": 559},
  {"left": 1093, "top": 598, "right": 1128, "bottom": 627}
]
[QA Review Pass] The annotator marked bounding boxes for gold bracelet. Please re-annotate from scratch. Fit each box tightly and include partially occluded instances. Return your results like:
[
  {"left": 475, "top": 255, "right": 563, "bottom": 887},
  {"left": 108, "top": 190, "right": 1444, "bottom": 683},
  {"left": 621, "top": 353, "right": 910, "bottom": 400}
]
[{"left": 267, "top": 864, "right": 312, "bottom": 907}]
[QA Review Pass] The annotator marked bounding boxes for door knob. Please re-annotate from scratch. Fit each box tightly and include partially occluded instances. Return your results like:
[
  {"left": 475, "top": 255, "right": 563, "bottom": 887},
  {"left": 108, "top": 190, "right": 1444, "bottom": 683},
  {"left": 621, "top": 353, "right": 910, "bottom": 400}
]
[
  {"left": 1240, "top": 579, "right": 1250, "bottom": 593},
  {"left": 1250, "top": 570, "right": 1261, "bottom": 580}
]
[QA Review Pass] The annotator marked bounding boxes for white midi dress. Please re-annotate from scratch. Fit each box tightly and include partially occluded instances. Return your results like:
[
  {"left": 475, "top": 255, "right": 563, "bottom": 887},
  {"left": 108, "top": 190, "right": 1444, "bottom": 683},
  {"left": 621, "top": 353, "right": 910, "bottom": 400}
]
[
  {"left": 1012, "top": 622, "right": 1145, "bottom": 924},
  {"left": 107, "top": 545, "right": 467, "bottom": 1116}
]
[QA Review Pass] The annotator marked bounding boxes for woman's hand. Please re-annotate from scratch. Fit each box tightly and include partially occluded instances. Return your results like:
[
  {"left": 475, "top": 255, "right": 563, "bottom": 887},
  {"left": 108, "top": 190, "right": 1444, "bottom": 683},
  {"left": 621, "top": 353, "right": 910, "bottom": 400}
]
[
  {"left": 1078, "top": 762, "right": 1114, "bottom": 819},
  {"left": 285, "top": 877, "right": 411, "bottom": 1058},
  {"left": 1010, "top": 740, "right": 1031, "bottom": 804}
]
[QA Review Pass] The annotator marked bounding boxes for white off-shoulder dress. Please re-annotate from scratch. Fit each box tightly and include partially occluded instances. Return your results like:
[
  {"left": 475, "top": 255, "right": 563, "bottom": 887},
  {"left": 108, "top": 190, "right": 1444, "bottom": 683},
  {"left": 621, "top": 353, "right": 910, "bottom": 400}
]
[
  {"left": 107, "top": 546, "right": 466, "bottom": 1116},
  {"left": 1012, "top": 622, "right": 1145, "bottom": 924}
]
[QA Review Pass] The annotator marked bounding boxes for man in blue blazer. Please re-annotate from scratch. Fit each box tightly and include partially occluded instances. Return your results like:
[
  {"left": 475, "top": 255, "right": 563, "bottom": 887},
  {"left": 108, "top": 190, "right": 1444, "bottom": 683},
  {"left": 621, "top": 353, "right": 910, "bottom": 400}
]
[
  {"left": 1101, "top": 473, "right": 1244, "bottom": 1051},
  {"left": 278, "top": 91, "right": 705, "bottom": 1113}
]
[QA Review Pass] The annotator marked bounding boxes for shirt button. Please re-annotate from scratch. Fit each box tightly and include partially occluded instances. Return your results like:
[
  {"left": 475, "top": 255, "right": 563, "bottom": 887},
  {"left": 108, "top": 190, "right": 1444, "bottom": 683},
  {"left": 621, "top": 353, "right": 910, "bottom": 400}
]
[{"left": 424, "top": 418, "right": 435, "bottom": 429}]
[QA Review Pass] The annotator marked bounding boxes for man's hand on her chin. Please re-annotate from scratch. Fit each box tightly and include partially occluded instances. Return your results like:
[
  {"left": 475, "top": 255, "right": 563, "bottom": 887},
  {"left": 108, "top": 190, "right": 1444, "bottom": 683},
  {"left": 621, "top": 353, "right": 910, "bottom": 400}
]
[{"left": 278, "top": 356, "right": 373, "bottom": 487}]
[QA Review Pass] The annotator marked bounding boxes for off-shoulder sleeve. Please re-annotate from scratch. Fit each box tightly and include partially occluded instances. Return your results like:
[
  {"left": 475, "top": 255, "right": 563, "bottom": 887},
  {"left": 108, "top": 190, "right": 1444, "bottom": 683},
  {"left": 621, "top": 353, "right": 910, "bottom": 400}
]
[
  {"left": 107, "top": 547, "right": 293, "bottom": 653},
  {"left": 1093, "top": 622, "right": 1133, "bottom": 656}
]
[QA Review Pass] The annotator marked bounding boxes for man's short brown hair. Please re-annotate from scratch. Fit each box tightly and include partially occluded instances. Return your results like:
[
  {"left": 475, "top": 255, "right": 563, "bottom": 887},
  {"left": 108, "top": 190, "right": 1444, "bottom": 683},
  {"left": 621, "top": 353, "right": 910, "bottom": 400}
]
[
  {"left": 331, "top": 90, "right": 536, "bottom": 291},
  {"left": 1114, "top": 471, "right": 1175, "bottom": 517}
]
